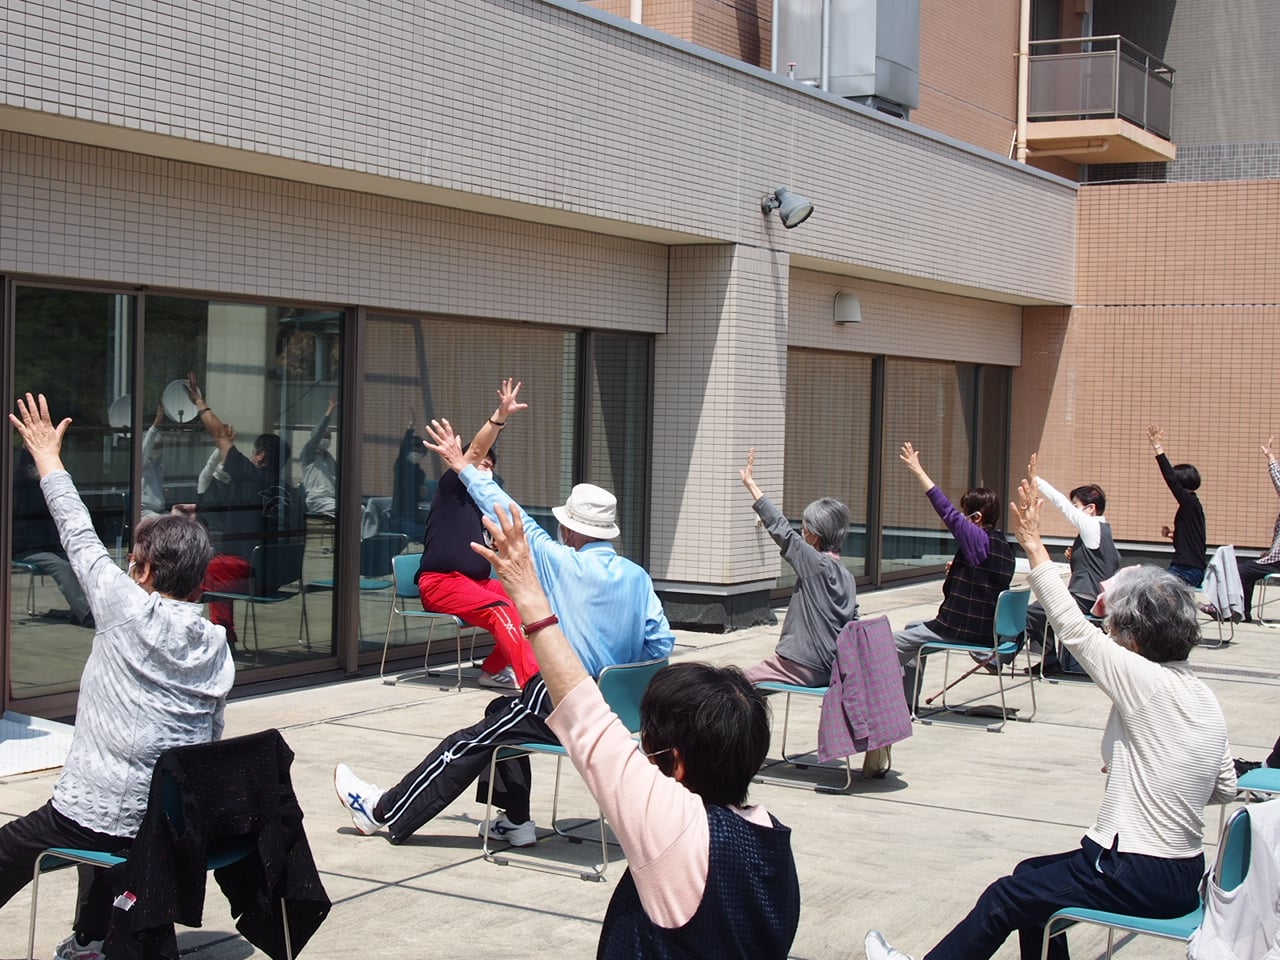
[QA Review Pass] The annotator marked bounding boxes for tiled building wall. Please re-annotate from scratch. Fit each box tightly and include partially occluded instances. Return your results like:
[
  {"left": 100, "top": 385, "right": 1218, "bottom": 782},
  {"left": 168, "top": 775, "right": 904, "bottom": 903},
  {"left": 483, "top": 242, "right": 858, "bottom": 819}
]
[
  {"left": 1086, "top": 142, "right": 1280, "bottom": 185},
  {"left": 0, "top": 0, "right": 1076, "bottom": 305},
  {"left": 912, "top": 1, "right": 1017, "bottom": 157},
  {"left": 1013, "top": 181, "right": 1280, "bottom": 551},
  {"left": 651, "top": 244, "right": 790, "bottom": 586},
  {"left": 0, "top": 134, "right": 669, "bottom": 330},
  {"left": 789, "top": 269, "right": 1022, "bottom": 365}
]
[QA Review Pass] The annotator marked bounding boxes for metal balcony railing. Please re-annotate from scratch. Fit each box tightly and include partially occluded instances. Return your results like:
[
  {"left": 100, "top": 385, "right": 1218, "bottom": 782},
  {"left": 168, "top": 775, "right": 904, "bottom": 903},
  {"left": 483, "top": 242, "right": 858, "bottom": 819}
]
[{"left": 1028, "top": 35, "right": 1174, "bottom": 140}]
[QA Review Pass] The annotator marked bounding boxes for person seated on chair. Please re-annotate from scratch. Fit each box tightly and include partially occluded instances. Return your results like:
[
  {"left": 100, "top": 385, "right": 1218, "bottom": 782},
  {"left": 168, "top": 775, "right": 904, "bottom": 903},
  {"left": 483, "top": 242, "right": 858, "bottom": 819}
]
[
  {"left": 891, "top": 442, "right": 1014, "bottom": 708},
  {"left": 184, "top": 373, "right": 296, "bottom": 649},
  {"left": 479, "top": 503, "right": 800, "bottom": 958},
  {"left": 300, "top": 392, "right": 338, "bottom": 520},
  {"left": 1232, "top": 436, "right": 1280, "bottom": 623},
  {"left": 737, "top": 446, "right": 858, "bottom": 687},
  {"left": 1147, "top": 423, "right": 1206, "bottom": 588},
  {"left": 415, "top": 378, "right": 538, "bottom": 693},
  {"left": 864, "top": 462, "right": 1237, "bottom": 960},
  {"left": 334, "top": 417, "right": 675, "bottom": 848},
  {"left": 1, "top": 393, "right": 234, "bottom": 960},
  {"left": 12, "top": 448, "right": 93, "bottom": 627},
  {"left": 999, "top": 454, "right": 1121, "bottom": 676}
]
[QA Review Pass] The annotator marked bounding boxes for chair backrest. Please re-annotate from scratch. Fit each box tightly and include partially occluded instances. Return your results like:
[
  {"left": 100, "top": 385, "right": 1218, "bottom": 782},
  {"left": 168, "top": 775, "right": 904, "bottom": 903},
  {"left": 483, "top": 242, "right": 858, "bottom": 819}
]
[
  {"left": 252, "top": 540, "right": 306, "bottom": 594},
  {"left": 993, "top": 587, "right": 1032, "bottom": 642},
  {"left": 391, "top": 552, "right": 422, "bottom": 599},
  {"left": 597, "top": 658, "right": 668, "bottom": 734},
  {"left": 1215, "top": 806, "right": 1251, "bottom": 892},
  {"left": 361, "top": 533, "right": 408, "bottom": 578}
]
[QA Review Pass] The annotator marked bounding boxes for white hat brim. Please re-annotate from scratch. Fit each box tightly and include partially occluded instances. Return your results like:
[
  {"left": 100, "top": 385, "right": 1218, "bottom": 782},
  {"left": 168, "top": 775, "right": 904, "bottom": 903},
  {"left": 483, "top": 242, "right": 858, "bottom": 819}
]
[{"left": 552, "top": 504, "right": 620, "bottom": 540}]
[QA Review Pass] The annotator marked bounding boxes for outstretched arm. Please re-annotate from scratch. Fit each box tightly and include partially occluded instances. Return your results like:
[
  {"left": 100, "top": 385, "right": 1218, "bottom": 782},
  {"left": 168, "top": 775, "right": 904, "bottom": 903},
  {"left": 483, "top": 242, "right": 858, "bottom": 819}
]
[
  {"left": 739, "top": 447, "right": 764, "bottom": 502},
  {"left": 186, "top": 373, "right": 234, "bottom": 459},
  {"left": 1149, "top": 422, "right": 1196, "bottom": 509},
  {"left": 906, "top": 442, "right": 989, "bottom": 565},
  {"left": 1264, "top": 437, "right": 1280, "bottom": 499},
  {"left": 899, "top": 442, "right": 935, "bottom": 492},
  {"left": 464, "top": 378, "right": 527, "bottom": 468},
  {"left": 302, "top": 394, "right": 337, "bottom": 465},
  {"left": 1032, "top": 454, "right": 1102, "bottom": 550}
]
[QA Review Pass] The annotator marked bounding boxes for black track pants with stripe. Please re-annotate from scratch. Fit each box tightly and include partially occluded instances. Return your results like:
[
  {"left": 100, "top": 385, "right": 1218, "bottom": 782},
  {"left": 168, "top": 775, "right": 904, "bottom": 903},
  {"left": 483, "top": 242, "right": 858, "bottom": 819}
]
[{"left": 378, "top": 673, "right": 556, "bottom": 844}]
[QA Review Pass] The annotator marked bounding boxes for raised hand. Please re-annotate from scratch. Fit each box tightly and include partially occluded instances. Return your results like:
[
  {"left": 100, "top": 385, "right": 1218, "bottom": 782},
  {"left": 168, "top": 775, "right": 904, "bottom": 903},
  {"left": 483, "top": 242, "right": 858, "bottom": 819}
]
[
  {"left": 9, "top": 393, "right": 71, "bottom": 476},
  {"left": 184, "top": 371, "right": 203, "bottom": 404},
  {"left": 326, "top": 393, "right": 338, "bottom": 417},
  {"left": 497, "top": 378, "right": 528, "bottom": 420},
  {"left": 424, "top": 418, "right": 468, "bottom": 473},
  {"left": 472, "top": 505, "right": 542, "bottom": 608},
  {"left": 1147, "top": 423, "right": 1164, "bottom": 449},
  {"left": 1009, "top": 475, "right": 1049, "bottom": 567},
  {"left": 153, "top": 404, "right": 165, "bottom": 428},
  {"left": 899, "top": 442, "right": 923, "bottom": 475},
  {"left": 1263, "top": 436, "right": 1275, "bottom": 461},
  {"left": 739, "top": 447, "right": 763, "bottom": 500}
]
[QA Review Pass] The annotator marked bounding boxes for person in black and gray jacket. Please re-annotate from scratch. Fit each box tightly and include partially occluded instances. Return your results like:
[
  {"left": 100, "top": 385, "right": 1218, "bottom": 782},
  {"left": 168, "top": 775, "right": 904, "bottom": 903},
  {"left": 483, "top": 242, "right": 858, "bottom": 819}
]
[{"left": 737, "top": 447, "right": 858, "bottom": 687}]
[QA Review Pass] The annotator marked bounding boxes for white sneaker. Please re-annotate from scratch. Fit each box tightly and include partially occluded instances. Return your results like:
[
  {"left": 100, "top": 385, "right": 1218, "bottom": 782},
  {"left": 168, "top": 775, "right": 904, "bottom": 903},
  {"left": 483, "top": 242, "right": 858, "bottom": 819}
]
[
  {"left": 479, "top": 813, "right": 537, "bottom": 847},
  {"left": 865, "top": 931, "right": 914, "bottom": 960},
  {"left": 478, "top": 666, "right": 521, "bottom": 692},
  {"left": 55, "top": 933, "right": 106, "bottom": 960},
  {"left": 334, "top": 763, "right": 386, "bottom": 835}
]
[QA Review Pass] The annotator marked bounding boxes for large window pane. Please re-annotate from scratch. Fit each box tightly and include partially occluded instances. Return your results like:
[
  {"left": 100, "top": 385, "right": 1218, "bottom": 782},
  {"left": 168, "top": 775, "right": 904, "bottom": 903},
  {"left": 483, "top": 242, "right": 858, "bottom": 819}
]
[
  {"left": 880, "top": 360, "right": 975, "bottom": 576},
  {"left": 584, "top": 333, "right": 652, "bottom": 563},
  {"left": 10, "top": 288, "right": 134, "bottom": 699},
  {"left": 360, "top": 314, "right": 579, "bottom": 662},
  {"left": 783, "top": 350, "right": 873, "bottom": 584},
  {"left": 143, "top": 297, "right": 342, "bottom": 669}
]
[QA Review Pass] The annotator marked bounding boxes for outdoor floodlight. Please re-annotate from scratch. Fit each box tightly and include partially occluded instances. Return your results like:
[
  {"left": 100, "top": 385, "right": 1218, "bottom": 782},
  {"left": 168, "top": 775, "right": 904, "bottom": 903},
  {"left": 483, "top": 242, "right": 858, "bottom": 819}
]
[{"left": 760, "top": 186, "right": 814, "bottom": 228}]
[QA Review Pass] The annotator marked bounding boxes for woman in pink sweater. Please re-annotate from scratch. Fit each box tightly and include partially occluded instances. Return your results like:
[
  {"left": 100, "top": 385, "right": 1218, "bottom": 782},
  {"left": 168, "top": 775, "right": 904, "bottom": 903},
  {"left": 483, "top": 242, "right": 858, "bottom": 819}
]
[{"left": 473, "top": 503, "right": 800, "bottom": 959}]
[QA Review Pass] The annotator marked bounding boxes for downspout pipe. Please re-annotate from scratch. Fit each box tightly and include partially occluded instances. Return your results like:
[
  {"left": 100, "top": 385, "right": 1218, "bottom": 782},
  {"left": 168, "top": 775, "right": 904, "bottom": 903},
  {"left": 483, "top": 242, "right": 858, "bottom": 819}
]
[
  {"left": 1015, "top": 0, "right": 1030, "bottom": 162},
  {"left": 630, "top": 0, "right": 641, "bottom": 24}
]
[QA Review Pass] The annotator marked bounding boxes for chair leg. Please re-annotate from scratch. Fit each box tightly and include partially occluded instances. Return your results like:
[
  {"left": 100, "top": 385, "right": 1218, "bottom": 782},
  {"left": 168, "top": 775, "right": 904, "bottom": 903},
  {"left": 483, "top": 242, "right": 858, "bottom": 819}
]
[
  {"left": 27, "top": 854, "right": 43, "bottom": 960},
  {"left": 280, "top": 897, "right": 294, "bottom": 960},
  {"left": 379, "top": 599, "right": 398, "bottom": 684}
]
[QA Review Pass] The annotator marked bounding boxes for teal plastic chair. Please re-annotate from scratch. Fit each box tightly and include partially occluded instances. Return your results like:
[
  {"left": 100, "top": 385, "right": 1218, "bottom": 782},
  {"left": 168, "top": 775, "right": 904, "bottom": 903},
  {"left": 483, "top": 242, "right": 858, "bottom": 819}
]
[
  {"left": 308, "top": 533, "right": 407, "bottom": 593},
  {"left": 752, "top": 682, "right": 852, "bottom": 792},
  {"left": 1218, "top": 765, "right": 1280, "bottom": 834},
  {"left": 482, "top": 657, "right": 669, "bottom": 881},
  {"left": 914, "top": 586, "right": 1034, "bottom": 731},
  {"left": 202, "top": 540, "right": 310, "bottom": 657},
  {"left": 1039, "top": 806, "right": 1252, "bottom": 959},
  {"left": 379, "top": 553, "right": 479, "bottom": 689},
  {"left": 27, "top": 757, "right": 295, "bottom": 960}
]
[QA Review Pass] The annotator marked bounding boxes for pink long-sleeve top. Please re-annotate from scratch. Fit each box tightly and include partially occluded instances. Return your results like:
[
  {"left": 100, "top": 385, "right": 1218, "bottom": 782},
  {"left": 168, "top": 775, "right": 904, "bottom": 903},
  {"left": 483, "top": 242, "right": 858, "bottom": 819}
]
[{"left": 545, "top": 678, "right": 776, "bottom": 928}]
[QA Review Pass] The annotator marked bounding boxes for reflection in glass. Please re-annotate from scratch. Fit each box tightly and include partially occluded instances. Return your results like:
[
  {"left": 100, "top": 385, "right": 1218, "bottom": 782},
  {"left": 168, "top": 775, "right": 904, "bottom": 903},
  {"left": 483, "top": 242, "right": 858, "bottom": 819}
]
[
  {"left": 880, "top": 360, "right": 977, "bottom": 575},
  {"left": 142, "top": 297, "right": 342, "bottom": 668},
  {"left": 10, "top": 288, "right": 133, "bottom": 699},
  {"left": 360, "top": 314, "right": 590, "bottom": 662},
  {"left": 585, "top": 334, "right": 652, "bottom": 563},
  {"left": 783, "top": 350, "right": 872, "bottom": 583}
]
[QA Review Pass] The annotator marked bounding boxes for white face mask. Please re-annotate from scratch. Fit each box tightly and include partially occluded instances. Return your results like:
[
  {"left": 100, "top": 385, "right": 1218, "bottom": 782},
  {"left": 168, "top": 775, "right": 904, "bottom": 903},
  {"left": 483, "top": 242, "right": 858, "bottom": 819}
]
[
  {"left": 318, "top": 438, "right": 331, "bottom": 452},
  {"left": 407, "top": 452, "right": 424, "bottom": 464}
]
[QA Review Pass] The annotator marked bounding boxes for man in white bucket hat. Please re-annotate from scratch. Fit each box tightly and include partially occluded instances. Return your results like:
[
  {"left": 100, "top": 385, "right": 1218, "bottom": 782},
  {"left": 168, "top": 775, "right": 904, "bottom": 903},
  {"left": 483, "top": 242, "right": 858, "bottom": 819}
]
[{"left": 336, "top": 417, "right": 674, "bottom": 848}]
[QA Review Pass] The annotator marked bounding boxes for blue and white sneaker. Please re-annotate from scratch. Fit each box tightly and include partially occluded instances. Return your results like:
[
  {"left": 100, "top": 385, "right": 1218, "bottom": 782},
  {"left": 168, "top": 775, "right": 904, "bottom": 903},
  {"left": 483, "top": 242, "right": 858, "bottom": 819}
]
[
  {"left": 479, "top": 813, "right": 537, "bottom": 847},
  {"left": 334, "top": 763, "right": 385, "bottom": 836}
]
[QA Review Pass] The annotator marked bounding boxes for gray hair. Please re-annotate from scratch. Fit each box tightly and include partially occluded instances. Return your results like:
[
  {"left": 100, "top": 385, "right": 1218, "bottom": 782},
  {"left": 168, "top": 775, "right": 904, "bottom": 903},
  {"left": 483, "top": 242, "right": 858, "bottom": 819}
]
[
  {"left": 1103, "top": 565, "right": 1200, "bottom": 663},
  {"left": 801, "top": 498, "right": 850, "bottom": 554},
  {"left": 132, "top": 514, "right": 214, "bottom": 601}
]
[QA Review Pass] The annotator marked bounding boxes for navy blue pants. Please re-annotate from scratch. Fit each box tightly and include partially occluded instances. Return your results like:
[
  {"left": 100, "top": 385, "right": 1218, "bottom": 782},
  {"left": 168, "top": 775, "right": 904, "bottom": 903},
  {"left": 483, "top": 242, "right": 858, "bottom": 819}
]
[
  {"left": 1168, "top": 563, "right": 1204, "bottom": 588},
  {"left": 924, "top": 837, "right": 1203, "bottom": 960}
]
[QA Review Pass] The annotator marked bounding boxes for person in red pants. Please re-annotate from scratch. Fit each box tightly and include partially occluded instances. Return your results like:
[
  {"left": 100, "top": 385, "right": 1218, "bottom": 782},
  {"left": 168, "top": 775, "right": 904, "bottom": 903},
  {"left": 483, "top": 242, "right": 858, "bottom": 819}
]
[{"left": 415, "top": 378, "right": 538, "bottom": 691}]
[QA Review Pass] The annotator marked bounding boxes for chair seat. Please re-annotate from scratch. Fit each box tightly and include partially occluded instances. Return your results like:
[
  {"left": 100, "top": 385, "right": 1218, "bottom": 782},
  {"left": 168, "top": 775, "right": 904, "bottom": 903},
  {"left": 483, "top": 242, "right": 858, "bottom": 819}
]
[
  {"left": 755, "top": 681, "right": 828, "bottom": 696},
  {"left": 308, "top": 577, "right": 394, "bottom": 592},
  {"left": 204, "top": 589, "right": 299, "bottom": 605},
  {"left": 41, "top": 847, "right": 127, "bottom": 870},
  {"left": 920, "top": 639, "right": 1019, "bottom": 657},
  {"left": 1238, "top": 767, "right": 1280, "bottom": 792},
  {"left": 1048, "top": 905, "right": 1202, "bottom": 940},
  {"left": 497, "top": 741, "right": 567, "bottom": 760}
]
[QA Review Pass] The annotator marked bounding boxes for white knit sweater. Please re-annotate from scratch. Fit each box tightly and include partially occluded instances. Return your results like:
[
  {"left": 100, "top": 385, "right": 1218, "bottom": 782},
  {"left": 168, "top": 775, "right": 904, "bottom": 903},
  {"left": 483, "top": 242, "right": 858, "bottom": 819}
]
[{"left": 1029, "top": 565, "right": 1237, "bottom": 858}]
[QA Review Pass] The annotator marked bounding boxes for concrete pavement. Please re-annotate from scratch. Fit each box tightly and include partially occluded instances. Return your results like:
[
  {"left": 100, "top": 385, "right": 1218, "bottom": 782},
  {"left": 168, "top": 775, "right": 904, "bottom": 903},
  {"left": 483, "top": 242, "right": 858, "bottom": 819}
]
[{"left": 3, "top": 576, "right": 1278, "bottom": 960}]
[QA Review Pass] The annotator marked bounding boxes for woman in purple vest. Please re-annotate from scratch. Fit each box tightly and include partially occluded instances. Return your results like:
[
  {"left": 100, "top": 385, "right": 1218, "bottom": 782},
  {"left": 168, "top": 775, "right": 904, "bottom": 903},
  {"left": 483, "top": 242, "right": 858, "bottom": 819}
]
[{"left": 891, "top": 442, "right": 1015, "bottom": 710}]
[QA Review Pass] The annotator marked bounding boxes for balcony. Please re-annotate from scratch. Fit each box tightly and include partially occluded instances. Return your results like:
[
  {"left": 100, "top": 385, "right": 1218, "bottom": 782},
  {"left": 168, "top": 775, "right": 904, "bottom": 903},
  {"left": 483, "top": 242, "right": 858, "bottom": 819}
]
[{"left": 1027, "top": 36, "right": 1176, "bottom": 165}]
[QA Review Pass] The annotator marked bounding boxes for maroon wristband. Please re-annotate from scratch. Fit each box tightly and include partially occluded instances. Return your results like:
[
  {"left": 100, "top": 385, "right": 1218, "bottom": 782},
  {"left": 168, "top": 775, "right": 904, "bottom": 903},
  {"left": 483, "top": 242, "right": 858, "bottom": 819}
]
[{"left": 522, "top": 614, "right": 559, "bottom": 637}]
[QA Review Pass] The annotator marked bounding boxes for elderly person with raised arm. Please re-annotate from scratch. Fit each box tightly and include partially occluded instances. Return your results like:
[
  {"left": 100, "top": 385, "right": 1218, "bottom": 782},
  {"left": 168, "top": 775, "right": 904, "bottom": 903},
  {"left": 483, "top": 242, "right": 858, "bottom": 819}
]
[
  {"left": 738, "top": 447, "right": 858, "bottom": 687},
  {"left": 891, "top": 442, "right": 1014, "bottom": 707},
  {"left": 2, "top": 394, "right": 233, "bottom": 960},
  {"left": 478, "top": 503, "right": 800, "bottom": 958},
  {"left": 865, "top": 462, "right": 1237, "bottom": 960},
  {"left": 335, "top": 417, "right": 674, "bottom": 848}
]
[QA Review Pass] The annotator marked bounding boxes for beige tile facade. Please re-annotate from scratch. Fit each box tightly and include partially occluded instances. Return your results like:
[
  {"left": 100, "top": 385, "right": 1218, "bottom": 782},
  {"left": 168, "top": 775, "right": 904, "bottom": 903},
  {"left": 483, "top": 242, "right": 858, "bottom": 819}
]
[{"left": 1014, "top": 181, "right": 1280, "bottom": 552}]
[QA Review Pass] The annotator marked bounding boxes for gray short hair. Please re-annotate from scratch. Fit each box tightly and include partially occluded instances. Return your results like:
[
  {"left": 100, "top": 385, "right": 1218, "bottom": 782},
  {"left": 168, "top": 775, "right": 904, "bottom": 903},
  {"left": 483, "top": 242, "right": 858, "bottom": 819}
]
[
  {"left": 1103, "top": 565, "right": 1199, "bottom": 663},
  {"left": 132, "top": 514, "right": 214, "bottom": 601},
  {"left": 801, "top": 498, "right": 850, "bottom": 554}
]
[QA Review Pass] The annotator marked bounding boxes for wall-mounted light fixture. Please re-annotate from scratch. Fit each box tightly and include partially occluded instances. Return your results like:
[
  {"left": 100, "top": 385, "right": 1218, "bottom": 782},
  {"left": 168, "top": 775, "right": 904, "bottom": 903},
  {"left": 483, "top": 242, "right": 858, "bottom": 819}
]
[
  {"left": 834, "top": 292, "right": 862, "bottom": 324},
  {"left": 760, "top": 186, "right": 814, "bottom": 228}
]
